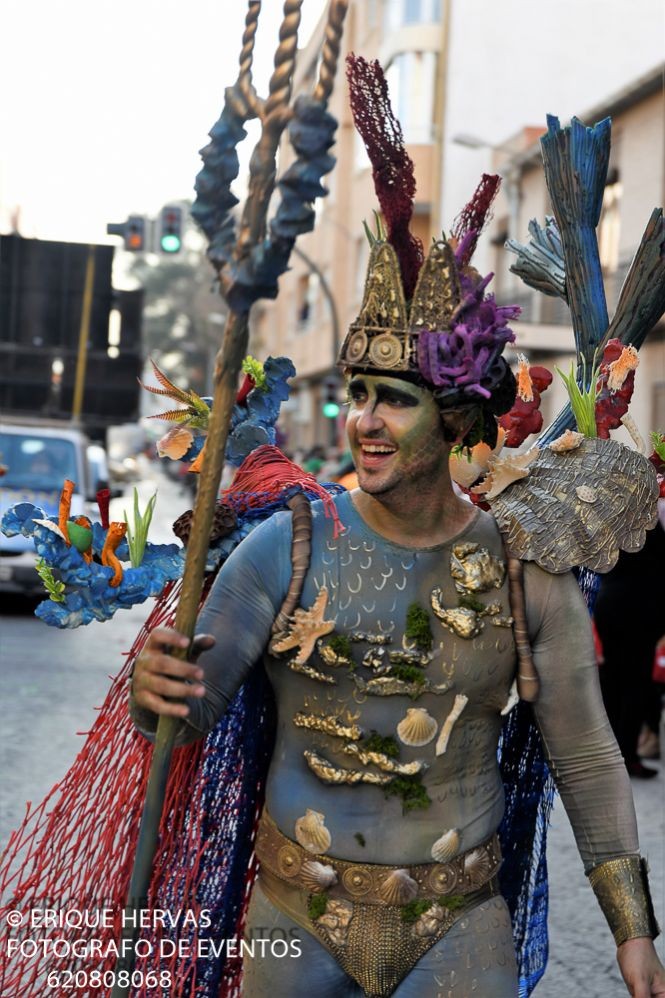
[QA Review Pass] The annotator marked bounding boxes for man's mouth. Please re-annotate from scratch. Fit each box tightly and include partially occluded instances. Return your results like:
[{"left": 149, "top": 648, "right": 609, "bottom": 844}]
[{"left": 358, "top": 441, "right": 397, "bottom": 466}]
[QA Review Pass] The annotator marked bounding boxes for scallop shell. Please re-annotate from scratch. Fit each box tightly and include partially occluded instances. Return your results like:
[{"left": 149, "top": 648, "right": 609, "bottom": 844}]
[
  {"left": 157, "top": 426, "right": 194, "bottom": 460},
  {"left": 430, "top": 828, "right": 460, "bottom": 864},
  {"left": 301, "top": 860, "right": 338, "bottom": 892},
  {"left": 464, "top": 847, "right": 491, "bottom": 887},
  {"left": 396, "top": 708, "right": 437, "bottom": 747},
  {"left": 378, "top": 869, "right": 419, "bottom": 906},
  {"left": 549, "top": 429, "right": 585, "bottom": 453},
  {"left": 294, "top": 809, "right": 332, "bottom": 854}
]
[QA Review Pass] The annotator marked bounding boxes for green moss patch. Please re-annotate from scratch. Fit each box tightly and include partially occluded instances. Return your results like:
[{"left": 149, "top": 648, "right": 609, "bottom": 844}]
[
  {"left": 405, "top": 603, "right": 433, "bottom": 651},
  {"left": 384, "top": 774, "right": 431, "bottom": 813},
  {"left": 360, "top": 731, "right": 400, "bottom": 759},
  {"left": 307, "top": 893, "right": 329, "bottom": 920}
]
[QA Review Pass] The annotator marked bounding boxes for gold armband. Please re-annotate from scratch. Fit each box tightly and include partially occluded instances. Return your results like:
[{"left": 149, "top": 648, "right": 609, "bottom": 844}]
[{"left": 587, "top": 856, "right": 660, "bottom": 947}]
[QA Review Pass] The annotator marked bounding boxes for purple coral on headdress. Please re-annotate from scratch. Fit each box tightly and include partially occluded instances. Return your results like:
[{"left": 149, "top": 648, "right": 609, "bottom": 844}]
[{"left": 417, "top": 271, "right": 520, "bottom": 401}]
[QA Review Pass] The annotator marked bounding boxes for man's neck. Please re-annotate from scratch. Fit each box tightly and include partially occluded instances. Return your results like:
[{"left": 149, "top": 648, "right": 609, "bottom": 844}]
[{"left": 351, "top": 479, "right": 477, "bottom": 548}]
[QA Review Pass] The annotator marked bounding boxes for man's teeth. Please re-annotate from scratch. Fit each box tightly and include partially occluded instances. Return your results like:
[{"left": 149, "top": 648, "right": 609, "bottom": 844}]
[{"left": 363, "top": 445, "right": 395, "bottom": 453}]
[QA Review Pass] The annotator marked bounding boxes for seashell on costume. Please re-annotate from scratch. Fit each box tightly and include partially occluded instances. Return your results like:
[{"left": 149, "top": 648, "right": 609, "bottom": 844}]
[
  {"left": 294, "top": 809, "right": 332, "bottom": 854},
  {"left": 301, "top": 860, "right": 338, "bottom": 892},
  {"left": 397, "top": 708, "right": 437, "bottom": 747},
  {"left": 378, "top": 869, "right": 419, "bottom": 905},
  {"left": 430, "top": 828, "right": 460, "bottom": 863},
  {"left": 549, "top": 429, "right": 584, "bottom": 453},
  {"left": 464, "top": 846, "right": 491, "bottom": 887}
]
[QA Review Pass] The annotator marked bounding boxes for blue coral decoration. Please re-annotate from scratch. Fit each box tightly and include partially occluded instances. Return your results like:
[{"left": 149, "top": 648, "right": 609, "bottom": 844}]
[{"left": 1, "top": 503, "right": 184, "bottom": 628}]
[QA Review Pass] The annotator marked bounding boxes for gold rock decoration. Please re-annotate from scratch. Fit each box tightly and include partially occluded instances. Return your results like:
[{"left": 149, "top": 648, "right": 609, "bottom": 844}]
[
  {"left": 430, "top": 828, "right": 460, "bottom": 864},
  {"left": 313, "top": 898, "right": 353, "bottom": 946},
  {"left": 471, "top": 449, "right": 540, "bottom": 501},
  {"left": 304, "top": 750, "right": 394, "bottom": 786},
  {"left": 430, "top": 602, "right": 483, "bottom": 639},
  {"left": 489, "top": 437, "right": 659, "bottom": 573},
  {"left": 449, "top": 543, "right": 506, "bottom": 594},
  {"left": 293, "top": 711, "right": 362, "bottom": 741},
  {"left": 412, "top": 903, "right": 450, "bottom": 938},
  {"left": 396, "top": 708, "right": 438, "bottom": 747},
  {"left": 295, "top": 809, "right": 332, "bottom": 854},
  {"left": 353, "top": 675, "right": 452, "bottom": 698},
  {"left": 342, "top": 743, "right": 427, "bottom": 776},
  {"left": 272, "top": 587, "right": 336, "bottom": 665},
  {"left": 289, "top": 660, "right": 337, "bottom": 685},
  {"left": 378, "top": 869, "right": 419, "bottom": 906}
]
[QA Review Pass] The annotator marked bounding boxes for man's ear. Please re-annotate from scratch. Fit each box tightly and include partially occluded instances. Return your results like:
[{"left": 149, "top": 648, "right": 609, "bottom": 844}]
[{"left": 440, "top": 407, "right": 478, "bottom": 444}]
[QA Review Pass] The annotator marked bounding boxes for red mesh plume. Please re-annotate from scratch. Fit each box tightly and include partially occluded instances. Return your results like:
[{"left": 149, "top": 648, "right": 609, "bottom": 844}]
[
  {"left": 452, "top": 173, "right": 501, "bottom": 265},
  {"left": 346, "top": 53, "right": 424, "bottom": 299}
]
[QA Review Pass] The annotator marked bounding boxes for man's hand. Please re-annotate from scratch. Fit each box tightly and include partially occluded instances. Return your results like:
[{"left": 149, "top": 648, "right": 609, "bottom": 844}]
[
  {"left": 132, "top": 627, "right": 215, "bottom": 719},
  {"left": 617, "top": 937, "right": 665, "bottom": 996}
]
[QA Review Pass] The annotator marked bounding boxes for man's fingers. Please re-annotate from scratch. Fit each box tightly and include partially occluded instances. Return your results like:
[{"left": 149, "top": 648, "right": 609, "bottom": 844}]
[
  {"left": 138, "top": 690, "right": 191, "bottom": 719},
  {"left": 146, "top": 674, "right": 206, "bottom": 701},
  {"left": 136, "top": 651, "right": 203, "bottom": 683},
  {"left": 145, "top": 627, "right": 190, "bottom": 652}
]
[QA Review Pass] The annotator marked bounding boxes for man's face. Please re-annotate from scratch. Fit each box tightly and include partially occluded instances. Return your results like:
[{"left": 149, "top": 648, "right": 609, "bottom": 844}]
[{"left": 346, "top": 373, "right": 449, "bottom": 496}]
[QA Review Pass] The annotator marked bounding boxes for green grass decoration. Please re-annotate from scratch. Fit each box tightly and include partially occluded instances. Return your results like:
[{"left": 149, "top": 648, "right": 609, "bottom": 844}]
[
  {"left": 360, "top": 731, "right": 400, "bottom": 759},
  {"left": 384, "top": 774, "right": 431, "bottom": 813},
  {"left": 388, "top": 664, "right": 426, "bottom": 686},
  {"left": 307, "top": 893, "right": 329, "bottom": 920},
  {"left": 405, "top": 603, "right": 433, "bottom": 650},
  {"left": 124, "top": 489, "right": 157, "bottom": 569},
  {"left": 458, "top": 594, "right": 485, "bottom": 613},
  {"left": 241, "top": 355, "right": 267, "bottom": 391},
  {"left": 354, "top": 832, "right": 366, "bottom": 848},
  {"left": 401, "top": 894, "right": 466, "bottom": 923},
  {"left": 328, "top": 633, "right": 353, "bottom": 659},
  {"left": 35, "top": 558, "right": 65, "bottom": 602},
  {"left": 650, "top": 431, "right": 665, "bottom": 462},
  {"left": 555, "top": 352, "right": 600, "bottom": 437}
]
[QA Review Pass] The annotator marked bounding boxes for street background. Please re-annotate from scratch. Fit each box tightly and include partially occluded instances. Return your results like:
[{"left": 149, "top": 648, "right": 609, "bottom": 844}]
[{"left": 1, "top": 463, "right": 662, "bottom": 997}]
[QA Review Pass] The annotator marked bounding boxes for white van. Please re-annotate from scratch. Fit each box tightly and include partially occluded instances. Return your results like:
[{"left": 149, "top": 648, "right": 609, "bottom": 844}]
[{"left": 0, "top": 419, "right": 109, "bottom": 596}]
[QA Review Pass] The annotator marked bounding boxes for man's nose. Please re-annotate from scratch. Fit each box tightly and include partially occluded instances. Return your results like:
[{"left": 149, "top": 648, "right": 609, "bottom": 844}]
[{"left": 356, "top": 398, "right": 384, "bottom": 435}]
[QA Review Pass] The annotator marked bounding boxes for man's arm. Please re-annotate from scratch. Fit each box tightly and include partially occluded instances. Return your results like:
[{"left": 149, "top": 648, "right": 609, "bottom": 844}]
[
  {"left": 130, "top": 509, "right": 293, "bottom": 744},
  {"left": 525, "top": 565, "right": 663, "bottom": 994}
]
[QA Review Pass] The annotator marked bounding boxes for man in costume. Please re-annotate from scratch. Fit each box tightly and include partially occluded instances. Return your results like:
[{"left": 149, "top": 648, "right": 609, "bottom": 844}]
[{"left": 131, "top": 56, "right": 664, "bottom": 998}]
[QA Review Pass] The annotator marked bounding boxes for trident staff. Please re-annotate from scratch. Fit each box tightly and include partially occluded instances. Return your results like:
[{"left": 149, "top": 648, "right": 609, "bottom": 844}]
[{"left": 111, "top": 2, "right": 348, "bottom": 991}]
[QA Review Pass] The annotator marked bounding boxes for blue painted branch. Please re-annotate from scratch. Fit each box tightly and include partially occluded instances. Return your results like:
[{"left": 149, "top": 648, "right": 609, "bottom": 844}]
[
  {"left": 541, "top": 116, "right": 610, "bottom": 375},
  {"left": 603, "top": 208, "right": 665, "bottom": 349},
  {"left": 506, "top": 216, "right": 567, "bottom": 300}
]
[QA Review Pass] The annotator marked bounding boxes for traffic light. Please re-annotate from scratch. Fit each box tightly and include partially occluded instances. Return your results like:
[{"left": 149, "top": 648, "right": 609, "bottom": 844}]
[
  {"left": 106, "top": 216, "right": 146, "bottom": 252},
  {"left": 124, "top": 215, "right": 145, "bottom": 251},
  {"left": 322, "top": 380, "right": 340, "bottom": 419},
  {"left": 159, "top": 205, "right": 183, "bottom": 254}
]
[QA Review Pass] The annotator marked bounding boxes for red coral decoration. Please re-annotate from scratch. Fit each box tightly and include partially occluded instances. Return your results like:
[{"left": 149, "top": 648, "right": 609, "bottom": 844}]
[
  {"left": 594, "top": 338, "right": 637, "bottom": 439},
  {"left": 346, "top": 53, "right": 424, "bottom": 299},
  {"left": 452, "top": 173, "right": 501, "bottom": 267},
  {"left": 499, "top": 365, "right": 553, "bottom": 447}
]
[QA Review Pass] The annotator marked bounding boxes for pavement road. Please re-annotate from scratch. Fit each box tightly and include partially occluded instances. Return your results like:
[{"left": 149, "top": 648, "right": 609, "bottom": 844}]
[{"left": 1, "top": 463, "right": 663, "bottom": 996}]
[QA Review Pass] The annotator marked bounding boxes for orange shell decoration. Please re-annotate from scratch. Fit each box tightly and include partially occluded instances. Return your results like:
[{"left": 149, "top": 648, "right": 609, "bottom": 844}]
[
  {"left": 607, "top": 345, "right": 639, "bottom": 391},
  {"left": 157, "top": 426, "right": 194, "bottom": 460}
]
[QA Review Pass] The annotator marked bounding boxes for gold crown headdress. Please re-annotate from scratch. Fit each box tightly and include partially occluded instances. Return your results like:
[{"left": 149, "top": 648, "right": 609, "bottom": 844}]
[{"left": 338, "top": 55, "right": 519, "bottom": 414}]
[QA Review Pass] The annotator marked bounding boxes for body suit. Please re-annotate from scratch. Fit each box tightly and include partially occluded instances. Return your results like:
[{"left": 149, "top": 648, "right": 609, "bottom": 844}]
[{"left": 132, "top": 490, "right": 639, "bottom": 997}]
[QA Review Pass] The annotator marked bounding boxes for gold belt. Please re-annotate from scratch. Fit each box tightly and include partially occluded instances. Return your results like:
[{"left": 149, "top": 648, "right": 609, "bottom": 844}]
[
  {"left": 254, "top": 812, "right": 502, "bottom": 998},
  {"left": 255, "top": 810, "right": 502, "bottom": 906}
]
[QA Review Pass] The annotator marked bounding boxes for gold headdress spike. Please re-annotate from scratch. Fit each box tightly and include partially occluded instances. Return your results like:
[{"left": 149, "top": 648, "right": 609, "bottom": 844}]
[{"left": 339, "top": 239, "right": 462, "bottom": 373}]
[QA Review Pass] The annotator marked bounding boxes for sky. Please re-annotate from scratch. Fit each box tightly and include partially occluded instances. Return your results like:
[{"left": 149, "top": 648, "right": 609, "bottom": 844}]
[
  {"left": 0, "top": 0, "right": 327, "bottom": 243},
  {"left": 1, "top": 0, "right": 663, "bottom": 248}
]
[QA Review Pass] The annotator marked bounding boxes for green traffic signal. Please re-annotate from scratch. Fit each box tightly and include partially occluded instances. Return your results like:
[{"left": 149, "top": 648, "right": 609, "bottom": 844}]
[
  {"left": 159, "top": 205, "right": 183, "bottom": 254},
  {"left": 323, "top": 401, "right": 340, "bottom": 419},
  {"left": 160, "top": 233, "right": 181, "bottom": 253}
]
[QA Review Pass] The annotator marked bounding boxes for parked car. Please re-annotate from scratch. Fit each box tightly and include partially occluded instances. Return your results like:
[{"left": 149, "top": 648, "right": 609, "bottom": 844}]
[{"left": 0, "top": 419, "right": 112, "bottom": 597}]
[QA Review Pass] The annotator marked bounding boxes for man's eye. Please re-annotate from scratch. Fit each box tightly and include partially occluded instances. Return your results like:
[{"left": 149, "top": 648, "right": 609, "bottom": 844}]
[{"left": 347, "top": 390, "right": 366, "bottom": 405}]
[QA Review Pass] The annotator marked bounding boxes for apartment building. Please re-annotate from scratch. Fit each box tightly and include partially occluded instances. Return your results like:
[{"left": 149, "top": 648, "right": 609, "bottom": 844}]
[{"left": 251, "top": 0, "right": 664, "bottom": 452}]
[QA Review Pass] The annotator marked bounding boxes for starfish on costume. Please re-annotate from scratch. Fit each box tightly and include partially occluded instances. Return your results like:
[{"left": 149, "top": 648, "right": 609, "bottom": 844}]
[{"left": 272, "top": 587, "right": 336, "bottom": 665}]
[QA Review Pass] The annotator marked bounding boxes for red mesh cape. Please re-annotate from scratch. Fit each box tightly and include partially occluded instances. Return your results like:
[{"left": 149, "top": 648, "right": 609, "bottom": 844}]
[{"left": 346, "top": 53, "right": 424, "bottom": 299}]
